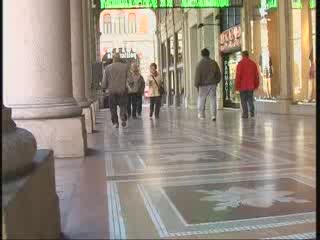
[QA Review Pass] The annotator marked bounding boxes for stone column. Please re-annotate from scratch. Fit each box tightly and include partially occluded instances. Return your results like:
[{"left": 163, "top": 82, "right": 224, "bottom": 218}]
[
  {"left": 70, "top": 0, "right": 93, "bottom": 133},
  {"left": 82, "top": 0, "right": 97, "bottom": 126},
  {"left": 4, "top": 0, "right": 87, "bottom": 158},
  {"left": 277, "top": 0, "right": 292, "bottom": 113},
  {"left": 82, "top": 0, "right": 92, "bottom": 103},
  {"left": 2, "top": 106, "right": 61, "bottom": 239},
  {"left": 213, "top": 10, "right": 224, "bottom": 110}
]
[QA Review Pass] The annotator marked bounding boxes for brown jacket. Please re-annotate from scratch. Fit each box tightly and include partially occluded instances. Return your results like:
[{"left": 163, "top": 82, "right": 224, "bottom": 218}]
[{"left": 194, "top": 57, "right": 221, "bottom": 88}]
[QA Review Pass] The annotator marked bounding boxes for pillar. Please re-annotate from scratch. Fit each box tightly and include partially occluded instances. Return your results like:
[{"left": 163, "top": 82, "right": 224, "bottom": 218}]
[
  {"left": 4, "top": 0, "right": 87, "bottom": 158},
  {"left": 2, "top": 106, "right": 61, "bottom": 239},
  {"left": 277, "top": 0, "right": 292, "bottom": 113},
  {"left": 82, "top": 0, "right": 93, "bottom": 102},
  {"left": 70, "top": 0, "right": 93, "bottom": 134},
  {"left": 213, "top": 10, "right": 224, "bottom": 110}
]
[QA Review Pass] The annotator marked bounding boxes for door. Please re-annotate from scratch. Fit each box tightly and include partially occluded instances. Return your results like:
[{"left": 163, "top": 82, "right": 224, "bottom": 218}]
[{"left": 223, "top": 51, "right": 241, "bottom": 108}]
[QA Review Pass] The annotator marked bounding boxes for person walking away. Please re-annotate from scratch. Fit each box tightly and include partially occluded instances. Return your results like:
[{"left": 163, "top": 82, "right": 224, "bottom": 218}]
[
  {"left": 147, "top": 63, "right": 163, "bottom": 119},
  {"left": 127, "top": 63, "right": 144, "bottom": 119},
  {"left": 235, "top": 51, "right": 260, "bottom": 118},
  {"left": 194, "top": 48, "right": 221, "bottom": 121},
  {"left": 102, "top": 53, "right": 130, "bottom": 128}
]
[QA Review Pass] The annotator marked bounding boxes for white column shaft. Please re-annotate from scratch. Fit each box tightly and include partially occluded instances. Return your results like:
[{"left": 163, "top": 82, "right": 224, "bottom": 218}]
[
  {"left": 70, "top": 0, "right": 88, "bottom": 107},
  {"left": 82, "top": 0, "right": 92, "bottom": 101},
  {"left": 4, "top": 0, "right": 81, "bottom": 119}
]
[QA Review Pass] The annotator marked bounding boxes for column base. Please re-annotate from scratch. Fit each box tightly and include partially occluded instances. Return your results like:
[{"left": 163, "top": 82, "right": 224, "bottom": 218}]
[
  {"left": 90, "top": 102, "right": 97, "bottom": 126},
  {"left": 2, "top": 150, "right": 61, "bottom": 239},
  {"left": 82, "top": 107, "right": 93, "bottom": 134},
  {"left": 15, "top": 116, "right": 87, "bottom": 158},
  {"left": 255, "top": 99, "right": 291, "bottom": 114},
  {"left": 174, "top": 94, "right": 181, "bottom": 107},
  {"left": 217, "top": 97, "right": 224, "bottom": 110},
  {"left": 94, "top": 100, "right": 99, "bottom": 112}
]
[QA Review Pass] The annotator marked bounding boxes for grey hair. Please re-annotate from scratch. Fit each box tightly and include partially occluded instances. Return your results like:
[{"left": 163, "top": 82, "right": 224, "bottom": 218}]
[{"left": 112, "top": 53, "right": 121, "bottom": 63}]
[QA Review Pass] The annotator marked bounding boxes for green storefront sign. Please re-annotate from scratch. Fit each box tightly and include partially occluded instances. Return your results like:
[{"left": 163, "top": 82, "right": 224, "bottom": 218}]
[
  {"left": 291, "top": 0, "right": 316, "bottom": 9},
  {"left": 100, "top": 0, "right": 243, "bottom": 9}
]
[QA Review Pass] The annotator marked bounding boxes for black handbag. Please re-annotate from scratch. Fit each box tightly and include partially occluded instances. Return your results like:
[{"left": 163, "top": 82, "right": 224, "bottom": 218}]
[{"left": 152, "top": 76, "right": 165, "bottom": 96}]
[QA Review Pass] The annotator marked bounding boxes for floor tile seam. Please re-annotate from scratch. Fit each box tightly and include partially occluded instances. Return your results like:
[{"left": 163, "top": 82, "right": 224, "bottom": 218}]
[
  {"left": 105, "top": 169, "right": 315, "bottom": 184},
  {"left": 125, "top": 162, "right": 296, "bottom": 173},
  {"left": 104, "top": 163, "right": 299, "bottom": 178},
  {"left": 147, "top": 213, "right": 315, "bottom": 238},
  {"left": 263, "top": 231, "right": 316, "bottom": 240},
  {"left": 137, "top": 184, "right": 169, "bottom": 237},
  {"left": 102, "top": 144, "right": 242, "bottom": 153},
  {"left": 104, "top": 148, "right": 297, "bottom": 165}
]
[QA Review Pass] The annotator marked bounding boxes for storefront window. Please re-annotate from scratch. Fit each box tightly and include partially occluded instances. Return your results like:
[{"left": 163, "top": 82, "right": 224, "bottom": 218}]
[
  {"left": 221, "top": 7, "right": 241, "bottom": 31},
  {"left": 249, "top": 0, "right": 280, "bottom": 99},
  {"left": 290, "top": 0, "right": 316, "bottom": 103}
]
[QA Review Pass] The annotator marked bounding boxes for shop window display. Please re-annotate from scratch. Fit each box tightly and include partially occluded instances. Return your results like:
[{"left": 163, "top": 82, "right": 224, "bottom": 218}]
[
  {"left": 249, "top": 0, "right": 280, "bottom": 100},
  {"left": 290, "top": 0, "right": 316, "bottom": 103}
]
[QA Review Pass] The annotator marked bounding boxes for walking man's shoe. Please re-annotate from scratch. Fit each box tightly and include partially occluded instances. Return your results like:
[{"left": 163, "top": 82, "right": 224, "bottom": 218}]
[
  {"left": 121, "top": 121, "right": 127, "bottom": 128},
  {"left": 113, "top": 123, "right": 119, "bottom": 128},
  {"left": 242, "top": 115, "right": 248, "bottom": 119},
  {"left": 211, "top": 116, "right": 216, "bottom": 121},
  {"left": 251, "top": 112, "right": 255, "bottom": 117}
]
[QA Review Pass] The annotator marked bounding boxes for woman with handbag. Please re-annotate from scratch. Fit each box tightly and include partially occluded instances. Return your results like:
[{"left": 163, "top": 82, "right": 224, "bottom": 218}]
[
  {"left": 147, "top": 63, "right": 164, "bottom": 119},
  {"left": 127, "top": 63, "right": 144, "bottom": 119}
]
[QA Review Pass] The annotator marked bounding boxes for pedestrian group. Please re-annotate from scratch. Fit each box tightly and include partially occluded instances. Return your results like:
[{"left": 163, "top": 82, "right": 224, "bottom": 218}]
[{"left": 102, "top": 49, "right": 260, "bottom": 128}]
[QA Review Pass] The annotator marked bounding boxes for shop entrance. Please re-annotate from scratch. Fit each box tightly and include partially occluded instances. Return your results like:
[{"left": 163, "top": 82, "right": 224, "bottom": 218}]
[{"left": 222, "top": 51, "right": 241, "bottom": 108}]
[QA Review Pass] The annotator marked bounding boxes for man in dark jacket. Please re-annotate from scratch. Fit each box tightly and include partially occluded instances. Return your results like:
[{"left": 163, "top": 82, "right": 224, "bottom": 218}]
[
  {"left": 102, "top": 53, "right": 130, "bottom": 128},
  {"left": 195, "top": 48, "right": 221, "bottom": 121},
  {"left": 235, "top": 51, "right": 260, "bottom": 118}
]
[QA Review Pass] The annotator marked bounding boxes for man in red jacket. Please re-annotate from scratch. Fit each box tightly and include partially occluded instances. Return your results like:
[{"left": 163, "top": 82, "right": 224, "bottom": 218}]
[{"left": 235, "top": 51, "right": 260, "bottom": 118}]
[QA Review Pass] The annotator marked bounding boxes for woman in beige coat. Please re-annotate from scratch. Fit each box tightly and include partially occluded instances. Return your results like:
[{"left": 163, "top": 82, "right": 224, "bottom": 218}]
[{"left": 147, "top": 63, "right": 163, "bottom": 119}]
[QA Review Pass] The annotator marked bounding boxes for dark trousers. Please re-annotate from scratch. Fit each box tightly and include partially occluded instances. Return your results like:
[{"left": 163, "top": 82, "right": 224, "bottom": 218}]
[
  {"left": 240, "top": 91, "right": 254, "bottom": 116},
  {"left": 109, "top": 93, "right": 128, "bottom": 124},
  {"left": 137, "top": 95, "right": 143, "bottom": 115},
  {"left": 127, "top": 93, "right": 139, "bottom": 117},
  {"left": 150, "top": 96, "right": 161, "bottom": 118}
]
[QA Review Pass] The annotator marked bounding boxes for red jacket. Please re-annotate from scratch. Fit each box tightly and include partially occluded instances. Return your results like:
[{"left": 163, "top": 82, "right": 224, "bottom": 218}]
[{"left": 235, "top": 57, "right": 260, "bottom": 91}]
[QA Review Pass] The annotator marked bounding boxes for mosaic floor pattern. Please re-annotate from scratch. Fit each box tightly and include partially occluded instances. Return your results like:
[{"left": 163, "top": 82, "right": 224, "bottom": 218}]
[{"left": 56, "top": 108, "right": 316, "bottom": 239}]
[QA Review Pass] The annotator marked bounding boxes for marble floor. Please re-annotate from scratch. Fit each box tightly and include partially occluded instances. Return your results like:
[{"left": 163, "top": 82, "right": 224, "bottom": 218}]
[{"left": 56, "top": 107, "right": 316, "bottom": 239}]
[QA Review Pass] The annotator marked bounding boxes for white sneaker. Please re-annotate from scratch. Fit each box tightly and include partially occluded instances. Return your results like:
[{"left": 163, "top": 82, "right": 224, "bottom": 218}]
[
  {"left": 198, "top": 113, "right": 205, "bottom": 120},
  {"left": 211, "top": 116, "right": 216, "bottom": 121}
]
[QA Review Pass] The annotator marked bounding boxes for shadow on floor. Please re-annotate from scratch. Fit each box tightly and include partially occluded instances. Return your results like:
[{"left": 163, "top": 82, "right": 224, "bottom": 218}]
[{"left": 86, "top": 148, "right": 103, "bottom": 157}]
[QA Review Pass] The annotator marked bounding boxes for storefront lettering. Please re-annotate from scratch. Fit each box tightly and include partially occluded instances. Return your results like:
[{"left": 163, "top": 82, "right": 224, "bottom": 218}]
[
  {"left": 291, "top": 0, "right": 316, "bottom": 8},
  {"left": 220, "top": 25, "right": 241, "bottom": 52},
  {"left": 104, "top": 49, "right": 137, "bottom": 60},
  {"left": 100, "top": 0, "right": 243, "bottom": 9},
  {"left": 259, "top": 0, "right": 278, "bottom": 10}
]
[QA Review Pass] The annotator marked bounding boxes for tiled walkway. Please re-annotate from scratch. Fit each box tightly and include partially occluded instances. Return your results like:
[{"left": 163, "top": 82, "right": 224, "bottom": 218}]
[{"left": 56, "top": 107, "right": 316, "bottom": 239}]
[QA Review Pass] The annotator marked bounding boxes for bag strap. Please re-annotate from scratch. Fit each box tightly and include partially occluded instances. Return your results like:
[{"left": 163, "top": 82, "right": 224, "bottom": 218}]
[{"left": 152, "top": 76, "right": 161, "bottom": 89}]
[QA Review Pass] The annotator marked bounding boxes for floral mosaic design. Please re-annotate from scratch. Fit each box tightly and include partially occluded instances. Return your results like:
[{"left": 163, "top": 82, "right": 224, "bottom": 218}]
[{"left": 195, "top": 184, "right": 310, "bottom": 211}]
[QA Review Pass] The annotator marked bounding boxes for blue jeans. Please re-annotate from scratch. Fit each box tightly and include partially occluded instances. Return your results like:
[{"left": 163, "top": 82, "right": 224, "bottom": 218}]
[
  {"left": 197, "top": 84, "right": 217, "bottom": 118},
  {"left": 240, "top": 91, "right": 254, "bottom": 116}
]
